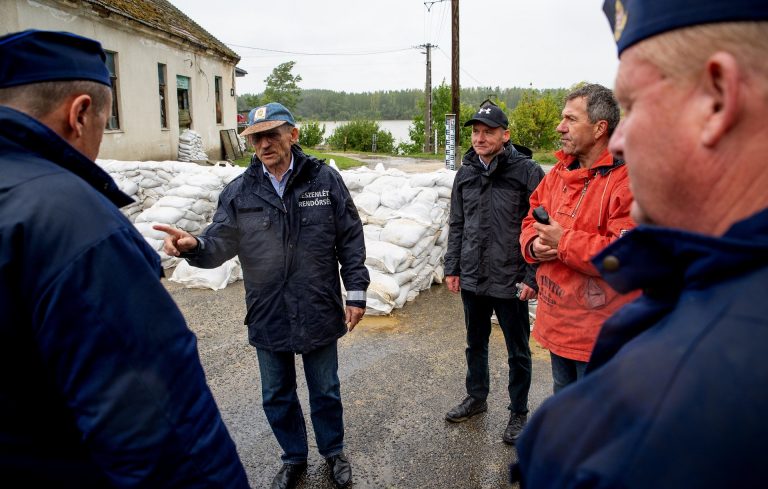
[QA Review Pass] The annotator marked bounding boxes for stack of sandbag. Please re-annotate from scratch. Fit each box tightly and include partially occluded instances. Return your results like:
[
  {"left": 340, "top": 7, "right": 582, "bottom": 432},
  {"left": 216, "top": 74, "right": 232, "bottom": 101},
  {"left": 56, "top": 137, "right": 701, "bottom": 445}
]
[
  {"left": 98, "top": 159, "right": 244, "bottom": 268},
  {"left": 340, "top": 163, "right": 456, "bottom": 315},
  {"left": 100, "top": 159, "right": 457, "bottom": 314},
  {"left": 177, "top": 129, "right": 208, "bottom": 162}
]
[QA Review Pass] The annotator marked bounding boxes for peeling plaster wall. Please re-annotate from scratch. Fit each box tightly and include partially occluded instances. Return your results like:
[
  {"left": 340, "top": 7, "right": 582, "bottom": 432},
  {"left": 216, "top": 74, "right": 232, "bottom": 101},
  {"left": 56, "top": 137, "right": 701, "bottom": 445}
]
[{"left": 4, "top": 0, "right": 240, "bottom": 161}]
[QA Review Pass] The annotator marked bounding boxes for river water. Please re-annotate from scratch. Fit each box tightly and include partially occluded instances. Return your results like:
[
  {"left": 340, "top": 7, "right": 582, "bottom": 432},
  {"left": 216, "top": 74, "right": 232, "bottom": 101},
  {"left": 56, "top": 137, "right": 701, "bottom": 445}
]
[{"left": 298, "top": 120, "right": 414, "bottom": 145}]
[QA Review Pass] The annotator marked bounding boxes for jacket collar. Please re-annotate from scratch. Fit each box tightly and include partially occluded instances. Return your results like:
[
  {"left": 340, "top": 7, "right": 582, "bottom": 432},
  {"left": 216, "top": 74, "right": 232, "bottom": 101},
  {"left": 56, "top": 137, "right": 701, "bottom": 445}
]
[
  {"left": 462, "top": 142, "right": 529, "bottom": 173},
  {"left": 0, "top": 106, "right": 133, "bottom": 208},
  {"left": 555, "top": 148, "right": 624, "bottom": 176},
  {"left": 594, "top": 208, "right": 768, "bottom": 296}
]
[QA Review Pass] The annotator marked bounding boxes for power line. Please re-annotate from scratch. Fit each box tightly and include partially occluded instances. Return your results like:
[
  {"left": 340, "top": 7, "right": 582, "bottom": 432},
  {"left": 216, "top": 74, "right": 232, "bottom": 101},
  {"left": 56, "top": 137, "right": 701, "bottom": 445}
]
[
  {"left": 225, "top": 43, "right": 413, "bottom": 57},
  {"left": 436, "top": 46, "right": 484, "bottom": 86}
]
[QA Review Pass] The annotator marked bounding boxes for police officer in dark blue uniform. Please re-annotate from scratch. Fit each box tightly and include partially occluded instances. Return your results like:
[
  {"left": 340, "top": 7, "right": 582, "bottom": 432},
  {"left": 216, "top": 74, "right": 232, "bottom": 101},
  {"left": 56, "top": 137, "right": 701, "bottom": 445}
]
[
  {"left": 156, "top": 102, "right": 369, "bottom": 489},
  {"left": 0, "top": 30, "right": 248, "bottom": 487},
  {"left": 513, "top": 1, "right": 768, "bottom": 488}
]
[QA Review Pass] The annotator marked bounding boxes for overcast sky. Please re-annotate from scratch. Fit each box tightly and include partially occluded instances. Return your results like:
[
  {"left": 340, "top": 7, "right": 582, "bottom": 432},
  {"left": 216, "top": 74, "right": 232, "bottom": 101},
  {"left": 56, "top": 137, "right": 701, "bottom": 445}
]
[{"left": 167, "top": 0, "right": 619, "bottom": 94}]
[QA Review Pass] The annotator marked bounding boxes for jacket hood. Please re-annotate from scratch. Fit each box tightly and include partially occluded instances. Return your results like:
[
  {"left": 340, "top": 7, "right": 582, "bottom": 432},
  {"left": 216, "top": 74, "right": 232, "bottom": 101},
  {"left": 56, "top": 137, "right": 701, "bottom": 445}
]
[{"left": 595, "top": 207, "right": 768, "bottom": 296}]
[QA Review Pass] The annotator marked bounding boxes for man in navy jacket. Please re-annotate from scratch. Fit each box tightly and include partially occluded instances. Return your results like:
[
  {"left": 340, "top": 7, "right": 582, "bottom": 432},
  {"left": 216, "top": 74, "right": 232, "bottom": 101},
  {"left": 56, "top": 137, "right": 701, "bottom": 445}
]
[
  {"left": 513, "top": 1, "right": 768, "bottom": 488},
  {"left": 156, "top": 103, "right": 369, "bottom": 489},
  {"left": 0, "top": 30, "right": 248, "bottom": 487}
]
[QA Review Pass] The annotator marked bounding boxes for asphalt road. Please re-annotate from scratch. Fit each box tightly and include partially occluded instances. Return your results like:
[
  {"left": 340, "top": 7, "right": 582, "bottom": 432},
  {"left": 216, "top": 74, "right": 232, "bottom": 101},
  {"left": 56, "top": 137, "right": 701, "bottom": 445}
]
[{"left": 165, "top": 278, "right": 553, "bottom": 489}]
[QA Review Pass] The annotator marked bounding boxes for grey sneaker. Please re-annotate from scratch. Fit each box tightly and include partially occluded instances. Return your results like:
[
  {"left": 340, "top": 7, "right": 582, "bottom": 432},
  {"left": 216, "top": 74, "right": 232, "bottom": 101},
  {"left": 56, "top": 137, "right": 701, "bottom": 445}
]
[
  {"left": 445, "top": 396, "right": 488, "bottom": 422},
  {"left": 503, "top": 412, "right": 528, "bottom": 444}
]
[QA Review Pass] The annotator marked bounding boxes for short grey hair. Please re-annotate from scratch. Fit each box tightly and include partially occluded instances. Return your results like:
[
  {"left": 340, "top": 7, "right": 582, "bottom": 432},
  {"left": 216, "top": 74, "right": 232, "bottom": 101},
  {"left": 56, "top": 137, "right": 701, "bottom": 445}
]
[
  {"left": 566, "top": 83, "right": 620, "bottom": 137},
  {"left": 0, "top": 80, "right": 111, "bottom": 118}
]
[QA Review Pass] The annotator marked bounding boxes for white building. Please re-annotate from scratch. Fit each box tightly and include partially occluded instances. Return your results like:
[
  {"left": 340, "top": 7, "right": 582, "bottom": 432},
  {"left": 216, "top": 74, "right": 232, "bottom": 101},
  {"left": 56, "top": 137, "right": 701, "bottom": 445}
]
[{"left": 1, "top": 0, "right": 244, "bottom": 161}]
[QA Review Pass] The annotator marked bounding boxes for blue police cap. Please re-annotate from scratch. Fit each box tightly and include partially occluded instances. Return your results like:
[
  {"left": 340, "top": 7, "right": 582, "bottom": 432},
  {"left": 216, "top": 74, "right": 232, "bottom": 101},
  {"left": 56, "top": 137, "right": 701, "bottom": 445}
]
[
  {"left": 0, "top": 29, "right": 111, "bottom": 89},
  {"left": 603, "top": 0, "right": 768, "bottom": 55}
]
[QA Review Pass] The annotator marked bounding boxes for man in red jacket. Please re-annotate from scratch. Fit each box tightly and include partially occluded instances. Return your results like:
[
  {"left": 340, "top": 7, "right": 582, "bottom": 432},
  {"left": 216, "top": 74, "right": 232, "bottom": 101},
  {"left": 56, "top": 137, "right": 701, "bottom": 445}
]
[{"left": 520, "top": 84, "right": 638, "bottom": 393}]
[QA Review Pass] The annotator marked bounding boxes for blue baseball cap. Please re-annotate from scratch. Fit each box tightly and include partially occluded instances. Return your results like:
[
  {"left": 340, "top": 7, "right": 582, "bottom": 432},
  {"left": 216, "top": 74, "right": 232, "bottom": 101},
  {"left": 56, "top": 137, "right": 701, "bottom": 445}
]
[
  {"left": 604, "top": 0, "right": 768, "bottom": 55},
  {"left": 0, "top": 29, "right": 111, "bottom": 89},
  {"left": 240, "top": 102, "right": 296, "bottom": 136}
]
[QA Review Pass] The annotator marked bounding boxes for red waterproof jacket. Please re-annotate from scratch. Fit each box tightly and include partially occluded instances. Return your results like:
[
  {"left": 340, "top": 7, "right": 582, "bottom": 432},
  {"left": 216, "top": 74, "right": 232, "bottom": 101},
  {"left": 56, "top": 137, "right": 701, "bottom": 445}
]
[{"left": 520, "top": 148, "right": 639, "bottom": 361}]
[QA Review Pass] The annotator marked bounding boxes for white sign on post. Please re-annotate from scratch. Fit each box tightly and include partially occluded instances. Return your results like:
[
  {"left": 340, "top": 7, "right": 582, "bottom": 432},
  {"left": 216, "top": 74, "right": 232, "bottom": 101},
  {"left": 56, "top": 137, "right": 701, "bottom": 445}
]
[{"left": 445, "top": 114, "right": 456, "bottom": 170}]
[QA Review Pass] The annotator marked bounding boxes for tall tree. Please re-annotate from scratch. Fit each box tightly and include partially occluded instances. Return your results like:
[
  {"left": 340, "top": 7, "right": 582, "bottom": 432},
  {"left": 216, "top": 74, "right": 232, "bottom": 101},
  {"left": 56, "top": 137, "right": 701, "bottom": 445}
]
[
  {"left": 237, "top": 93, "right": 260, "bottom": 112},
  {"left": 508, "top": 91, "right": 562, "bottom": 150},
  {"left": 262, "top": 61, "right": 302, "bottom": 111}
]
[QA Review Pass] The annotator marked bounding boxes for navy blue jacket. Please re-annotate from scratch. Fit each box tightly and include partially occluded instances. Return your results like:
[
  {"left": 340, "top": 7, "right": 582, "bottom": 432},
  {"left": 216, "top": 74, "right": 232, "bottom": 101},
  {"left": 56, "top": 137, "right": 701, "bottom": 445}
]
[
  {"left": 186, "top": 146, "right": 369, "bottom": 353},
  {"left": 0, "top": 107, "right": 248, "bottom": 488},
  {"left": 513, "top": 208, "right": 768, "bottom": 488},
  {"left": 445, "top": 143, "right": 544, "bottom": 297}
]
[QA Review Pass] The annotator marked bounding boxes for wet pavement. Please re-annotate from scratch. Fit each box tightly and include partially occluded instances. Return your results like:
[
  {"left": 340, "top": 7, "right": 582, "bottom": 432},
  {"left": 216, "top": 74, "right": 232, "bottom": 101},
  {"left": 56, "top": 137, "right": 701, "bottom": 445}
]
[{"left": 165, "top": 279, "right": 553, "bottom": 489}]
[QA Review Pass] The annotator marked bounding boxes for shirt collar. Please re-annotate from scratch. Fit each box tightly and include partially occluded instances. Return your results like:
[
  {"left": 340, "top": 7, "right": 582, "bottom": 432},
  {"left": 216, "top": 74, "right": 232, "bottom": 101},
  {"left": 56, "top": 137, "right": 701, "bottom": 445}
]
[{"left": 262, "top": 154, "right": 294, "bottom": 181}]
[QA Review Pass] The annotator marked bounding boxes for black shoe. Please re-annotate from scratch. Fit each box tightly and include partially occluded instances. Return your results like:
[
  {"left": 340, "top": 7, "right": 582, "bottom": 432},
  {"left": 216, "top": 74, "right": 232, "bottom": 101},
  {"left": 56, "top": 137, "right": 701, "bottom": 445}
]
[
  {"left": 445, "top": 396, "right": 488, "bottom": 423},
  {"left": 271, "top": 462, "right": 307, "bottom": 489},
  {"left": 502, "top": 412, "right": 528, "bottom": 445},
  {"left": 326, "top": 452, "right": 352, "bottom": 488}
]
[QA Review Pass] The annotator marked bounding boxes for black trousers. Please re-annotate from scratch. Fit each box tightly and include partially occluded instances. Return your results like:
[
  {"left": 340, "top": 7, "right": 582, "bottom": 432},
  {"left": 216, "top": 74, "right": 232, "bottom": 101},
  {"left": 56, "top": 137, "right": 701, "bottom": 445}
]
[{"left": 461, "top": 289, "right": 531, "bottom": 413}]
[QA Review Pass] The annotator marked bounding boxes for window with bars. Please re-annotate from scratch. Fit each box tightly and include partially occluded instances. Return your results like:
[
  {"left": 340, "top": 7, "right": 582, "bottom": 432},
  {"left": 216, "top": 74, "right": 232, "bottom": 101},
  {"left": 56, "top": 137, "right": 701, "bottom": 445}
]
[
  {"left": 158, "top": 63, "right": 168, "bottom": 129},
  {"left": 215, "top": 76, "right": 223, "bottom": 124},
  {"left": 105, "top": 51, "right": 120, "bottom": 130}
]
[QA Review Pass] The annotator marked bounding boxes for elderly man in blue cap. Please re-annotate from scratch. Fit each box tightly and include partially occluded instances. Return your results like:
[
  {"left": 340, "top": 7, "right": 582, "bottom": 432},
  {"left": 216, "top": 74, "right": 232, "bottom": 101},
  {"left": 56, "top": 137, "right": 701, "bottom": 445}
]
[
  {"left": 0, "top": 30, "right": 248, "bottom": 487},
  {"left": 512, "top": 1, "right": 768, "bottom": 488},
  {"left": 155, "top": 102, "right": 369, "bottom": 489}
]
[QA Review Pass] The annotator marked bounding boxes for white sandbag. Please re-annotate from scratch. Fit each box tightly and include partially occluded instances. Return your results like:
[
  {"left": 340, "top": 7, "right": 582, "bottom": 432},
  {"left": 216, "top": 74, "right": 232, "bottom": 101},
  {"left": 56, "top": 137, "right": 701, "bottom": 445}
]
[
  {"left": 134, "top": 221, "right": 170, "bottom": 240},
  {"left": 364, "top": 175, "right": 409, "bottom": 196},
  {"left": 408, "top": 172, "right": 441, "bottom": 188},
  {"left": 379, "top": 186, "right": 421, "bottom": 210},
  {"left": 353, "top": 192, "right": 380, "bottom": 216},
  {"left": 366, "top": 206, "right": 396, "bottom": 227},
  {"left": 410, "top": 233, "right": 437, "bottom": 259},
  {"left": 395, "top": 199, "right": 436, "bottom": 226},
  {"left": 341, "top": 170, "right": 379, "bottom": 191},
  {"left": 379, "top": 218, "right": 428, "bottom": 248},
  {"left": 155, "top": 195, "right": 196, "bottom": 209},
  {"left": 363, "top": 225, "right": 383, "bottom": 242},
  {"left": 365, "top": 240, "right": 413, "bottom": 274},
  {"left": 365, "top": 297, "right": 394, "bottom": 316},
  {"left": 135, "top": 206, "right": 185, "bottom": 224},
  {"left": 391, "top": 268, "right": 417, "bottom": 286},
  {"left": 367, "top": 269, "right": 401, "bottom": 305},
  {"left": 169, "top": 258, "right": 242, "bottom": 291}
]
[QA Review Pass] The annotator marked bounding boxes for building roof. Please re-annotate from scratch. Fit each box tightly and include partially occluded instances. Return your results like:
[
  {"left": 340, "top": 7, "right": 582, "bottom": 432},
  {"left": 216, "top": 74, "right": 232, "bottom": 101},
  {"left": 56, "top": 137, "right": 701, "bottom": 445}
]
[{"left": 80, "top": 0, "right": 239, "bottom": 62}]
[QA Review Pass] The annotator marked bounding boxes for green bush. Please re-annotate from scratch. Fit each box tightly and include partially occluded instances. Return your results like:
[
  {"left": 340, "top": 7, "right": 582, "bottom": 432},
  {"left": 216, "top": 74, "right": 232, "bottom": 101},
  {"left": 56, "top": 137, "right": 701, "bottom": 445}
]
[
  {"left": 299, "top": 120, "right": 325, "bottom": 147},
  {"left": 326, "top": 120, "right": 394, "bottom": 153}
]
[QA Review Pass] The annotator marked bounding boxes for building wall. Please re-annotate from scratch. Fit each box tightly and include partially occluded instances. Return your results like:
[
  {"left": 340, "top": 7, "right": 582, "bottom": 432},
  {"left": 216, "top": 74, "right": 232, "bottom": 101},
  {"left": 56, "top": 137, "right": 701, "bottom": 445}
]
[{"left": 2, "top": 1, "right": 239, "bottom": 161}]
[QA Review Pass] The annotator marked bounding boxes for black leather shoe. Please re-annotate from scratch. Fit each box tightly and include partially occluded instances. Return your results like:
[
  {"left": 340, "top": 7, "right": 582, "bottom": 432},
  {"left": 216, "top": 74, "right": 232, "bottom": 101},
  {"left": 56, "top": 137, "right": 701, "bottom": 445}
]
[
  {"left": 271, "top": 462, "right": 307, "bottom": 489},
  {"left": 502, "top": 412, "right": 528, "bottom": 445},
  {"left": 326, "top": 452, "right": 352, "bottom": 488},
  {"left": 445, "top": 396, "right": 488, "bottom": 422}
]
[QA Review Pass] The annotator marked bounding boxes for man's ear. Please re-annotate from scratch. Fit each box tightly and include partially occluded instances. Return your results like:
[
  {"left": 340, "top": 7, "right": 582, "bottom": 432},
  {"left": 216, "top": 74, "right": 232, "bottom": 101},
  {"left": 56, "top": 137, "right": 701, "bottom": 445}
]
[
  {"left": 67, "top": 94, "right": 93, "bottom": 138},
  {"left": 700, "top": 51, "right": 741, "bottom": 147},
  {"left": 593, "top": 120, "right": 608, "bottom": 140},
  {"left": 291, "top": 125, "right": 299, "bottom": 144}
]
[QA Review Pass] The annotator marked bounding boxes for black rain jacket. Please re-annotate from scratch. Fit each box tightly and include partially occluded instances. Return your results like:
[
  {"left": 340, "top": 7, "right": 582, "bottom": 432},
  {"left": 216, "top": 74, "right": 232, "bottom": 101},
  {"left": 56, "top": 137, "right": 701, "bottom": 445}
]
[
  {"left": 186, "top": 146, "right": 369, "bottom": 353},
  {"left": 444, "top": 142, "right": 544, "bottom": 298}
]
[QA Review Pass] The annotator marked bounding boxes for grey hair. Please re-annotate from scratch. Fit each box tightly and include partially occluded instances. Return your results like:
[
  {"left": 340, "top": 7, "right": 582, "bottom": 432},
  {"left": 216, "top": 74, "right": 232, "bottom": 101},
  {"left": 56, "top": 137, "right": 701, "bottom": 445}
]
[
  {"left": 566, "top": 83, "right": 620, "bottom": 137},
  {"left": 0, "top": 80, "right": 111, "bottom": 118}
]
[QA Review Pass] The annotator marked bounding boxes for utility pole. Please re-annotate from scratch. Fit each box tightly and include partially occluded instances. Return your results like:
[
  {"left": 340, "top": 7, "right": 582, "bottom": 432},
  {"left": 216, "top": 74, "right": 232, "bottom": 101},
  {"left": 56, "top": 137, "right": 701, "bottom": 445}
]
[
  {"left": 418, "top": 43, "right": 435, "bottom": 153},
  {"left": 451, "top": 0, "right": 460, "bottom": 160}
]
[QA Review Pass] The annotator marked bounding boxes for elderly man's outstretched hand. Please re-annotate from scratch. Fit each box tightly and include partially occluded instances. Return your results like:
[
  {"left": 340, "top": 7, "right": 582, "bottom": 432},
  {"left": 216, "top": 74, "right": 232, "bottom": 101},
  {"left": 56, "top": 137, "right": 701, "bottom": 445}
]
[{"left": 152, "top": 224, "right": 198, "bottom": 257}]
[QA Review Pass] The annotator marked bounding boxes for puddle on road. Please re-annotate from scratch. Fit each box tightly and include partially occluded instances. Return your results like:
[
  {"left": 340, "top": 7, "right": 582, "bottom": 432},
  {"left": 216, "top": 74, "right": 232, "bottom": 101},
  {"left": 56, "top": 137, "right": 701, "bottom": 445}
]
[{"left": 358, "top": 315, "right": 404, "bottom": 333}]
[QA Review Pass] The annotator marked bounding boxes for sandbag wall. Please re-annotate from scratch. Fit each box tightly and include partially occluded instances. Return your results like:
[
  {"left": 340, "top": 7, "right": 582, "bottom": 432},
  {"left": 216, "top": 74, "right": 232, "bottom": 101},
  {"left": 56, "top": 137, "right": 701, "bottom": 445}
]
[{"left": 98, "top": 159, "right": 456, "bottom": 315}]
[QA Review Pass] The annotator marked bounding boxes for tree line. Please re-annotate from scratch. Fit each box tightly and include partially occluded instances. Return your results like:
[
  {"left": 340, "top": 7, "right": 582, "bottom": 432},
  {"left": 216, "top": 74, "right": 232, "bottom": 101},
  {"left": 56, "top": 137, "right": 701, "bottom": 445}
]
[{"left": 238, "top": 61, "right": 575, "bottom": 153}]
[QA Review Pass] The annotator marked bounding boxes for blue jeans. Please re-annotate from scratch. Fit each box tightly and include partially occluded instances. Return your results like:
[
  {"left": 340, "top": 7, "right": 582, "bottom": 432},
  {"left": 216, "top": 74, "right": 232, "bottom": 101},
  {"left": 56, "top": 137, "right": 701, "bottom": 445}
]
[
  {"left": 461, "top": 290, "right": 531, "bottom": 414},
  {"left": 550, "top": 352, "right": 588, "bottom": 394},
  {"left": 256, "top": 341, "right": 344, "bottom": 463}
]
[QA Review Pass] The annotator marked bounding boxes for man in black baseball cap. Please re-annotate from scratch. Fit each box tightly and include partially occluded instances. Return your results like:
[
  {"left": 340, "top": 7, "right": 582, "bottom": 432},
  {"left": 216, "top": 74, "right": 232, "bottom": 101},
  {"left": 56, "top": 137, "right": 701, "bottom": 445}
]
[
  {"left": 513, "top": 2, "right": 768, "bottom": 488},
  {"left": 0, "top": 30, "right": 248, "bottom": 487},
  {"left": 444, "top": 101, "right": 544, "bottom": 444}
]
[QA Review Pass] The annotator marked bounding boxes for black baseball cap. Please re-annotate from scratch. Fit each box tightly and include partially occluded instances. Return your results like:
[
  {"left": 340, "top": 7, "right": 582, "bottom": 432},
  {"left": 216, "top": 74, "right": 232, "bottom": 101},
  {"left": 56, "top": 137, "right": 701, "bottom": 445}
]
[{"left": 464, "top": 103, "right": 508, "bottom": 129}]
